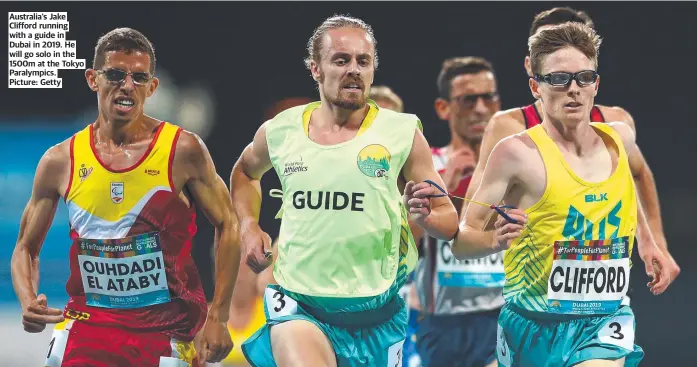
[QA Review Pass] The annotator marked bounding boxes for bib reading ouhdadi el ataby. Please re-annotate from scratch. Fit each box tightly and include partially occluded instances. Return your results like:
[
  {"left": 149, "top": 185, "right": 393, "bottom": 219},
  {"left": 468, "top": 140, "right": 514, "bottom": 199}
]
[
  {"left": 266, "top": 100, "right": 421, "bottom": 305},
  {"left": 62, "top": 122, "right": 206, "bottom": 338},
  {"left": 504, "top": 123, "right": 637, "bottom": 316}
]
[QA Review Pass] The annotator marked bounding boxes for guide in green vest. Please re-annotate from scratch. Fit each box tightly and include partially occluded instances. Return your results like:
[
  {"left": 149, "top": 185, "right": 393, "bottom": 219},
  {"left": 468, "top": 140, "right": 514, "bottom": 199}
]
[{"left": 228, "top": 14, "right": 459, "bottom": 367}]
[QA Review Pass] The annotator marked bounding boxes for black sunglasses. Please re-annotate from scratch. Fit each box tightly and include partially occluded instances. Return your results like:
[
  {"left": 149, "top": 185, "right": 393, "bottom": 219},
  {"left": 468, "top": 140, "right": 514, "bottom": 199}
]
[
  {"left": 451, "top": 92, "right": 500, "bottom": 109},
  {"left": 98, "top": 68, "right": 152, "bottom": 85},
  {"left": 533, "top": 70, "right": 598, "bottom": 87}
]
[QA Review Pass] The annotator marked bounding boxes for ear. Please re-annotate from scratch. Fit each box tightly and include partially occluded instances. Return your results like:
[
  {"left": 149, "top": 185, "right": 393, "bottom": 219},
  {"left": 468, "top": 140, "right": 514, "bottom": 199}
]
[
  {"left": 434, "top": 98, "right": 450, "bottom": 121},
  {"left": 85, "top": 69, "right": 99, "bottom": 92},
  {"left": 524, "top": 56, "right": 533, "bottom": 77},
  {"left": 146, "top": 77, "right": 159, "bottom": 97},
  {"left": 529, "top": 77, "right": 542, "bottom": 100},
  {"left": 310, "top": 60, "right": 322, "bottom": 82},
  {"left": 593, "top": 74, "right": 600, "bottom": 97}
]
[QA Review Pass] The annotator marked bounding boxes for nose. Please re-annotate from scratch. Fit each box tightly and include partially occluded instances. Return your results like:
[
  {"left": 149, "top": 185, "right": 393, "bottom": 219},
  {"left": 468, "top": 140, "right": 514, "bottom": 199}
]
[
  {"left": 346, "top": 59, "right": 361, "bottom": 76},
  {"left": 472, "top": 96, "right": 489, "bottom": 115},
  {"left": 119, "top": 74, "right": 136, "bottom": 93},
  {"left": 567, "top": 78, "right": 583, "bottom": 94}
]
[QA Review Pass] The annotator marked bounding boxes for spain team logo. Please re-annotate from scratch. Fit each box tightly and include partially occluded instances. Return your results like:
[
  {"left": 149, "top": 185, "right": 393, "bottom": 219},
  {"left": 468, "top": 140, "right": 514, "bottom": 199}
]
[
  {"left": 357, "top": 144, "right": 391, "bottom": 178},
  {"left": 110, "top": 182, "right": 124, "bottom": 204}
]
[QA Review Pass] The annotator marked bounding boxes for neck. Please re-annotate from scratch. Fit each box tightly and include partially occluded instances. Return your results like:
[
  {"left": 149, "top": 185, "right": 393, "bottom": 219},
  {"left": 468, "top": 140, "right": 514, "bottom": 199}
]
[
  {"left": 448, "top": 132, "right": 477, "bottom": 152},
  {"left": 542, "top": 115, "right": 595, "bottom": 155},
  {"left": 316, "top": 100, "right": 369, "bottom": 130},
  {"left": 93, "top": 114, "right": 153, "bottom": 146},
  {"left": 447, "top": 124, "right": 480, "bottom": 155}
]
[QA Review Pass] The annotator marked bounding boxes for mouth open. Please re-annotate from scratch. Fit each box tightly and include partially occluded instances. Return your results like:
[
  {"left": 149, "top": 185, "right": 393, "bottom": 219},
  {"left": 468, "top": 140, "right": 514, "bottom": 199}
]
[
  {"left": 565, "top": 101, "right": 582, "bottom": 108},
  {"left": 114, "top": 96, "right": 135, "bottom": 113},
  {"left": 342, "top": 83, "right": 363, "bottom": 92}
]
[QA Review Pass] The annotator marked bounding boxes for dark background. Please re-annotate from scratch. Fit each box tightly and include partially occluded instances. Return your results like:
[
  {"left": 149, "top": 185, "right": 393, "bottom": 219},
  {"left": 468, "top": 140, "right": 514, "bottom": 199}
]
[{"left": 1, "top": 2, "right": 695, "bottom": 365}]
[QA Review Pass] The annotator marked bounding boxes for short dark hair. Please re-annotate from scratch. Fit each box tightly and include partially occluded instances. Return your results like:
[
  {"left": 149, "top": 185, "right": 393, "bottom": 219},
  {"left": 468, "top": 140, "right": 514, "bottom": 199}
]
[
  {"left": 93, "top": 28, "right": 156, "bottom": 75},
  {"left": 436, "top": 57, "right": 495, "bottom": 100},
  {"left": 304, "top": 14, "right": 378, "bottom": 70},
  {"left": 528, "top": 22, "right": 602, "bottom": 76},
  {"left": 530, "top": 7, "right": 595, "bottom": 37}
]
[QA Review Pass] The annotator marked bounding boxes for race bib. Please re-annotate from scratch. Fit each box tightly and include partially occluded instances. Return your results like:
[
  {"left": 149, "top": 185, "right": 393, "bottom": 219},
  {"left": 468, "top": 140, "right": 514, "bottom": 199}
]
[
  {"left": 386, "top": 339, "right": 405, "bottom": 367},
  {"left": 264, "top": 286, "right": 298, "bottom": 320},
  {"left": 435, "top": 239, "right": 504, "bottom": 288},
  {"left": 547, "top": 237, "right": 630, "bottom": 315},
  {"left": 44, "top": 320, "right": 73, "bottom": 367},
  {"left": 77, "top": 232, "right": 171, "bottom": 309}
]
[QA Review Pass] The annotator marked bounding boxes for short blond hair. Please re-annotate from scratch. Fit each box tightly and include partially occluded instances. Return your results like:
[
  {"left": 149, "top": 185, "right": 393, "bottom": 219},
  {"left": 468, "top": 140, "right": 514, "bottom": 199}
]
[
  {"left": 370, "top": 85, "right": 403, "bottom": 112},
  {"left": 528, "top": 22, "right": 602, "bottom": 75}
]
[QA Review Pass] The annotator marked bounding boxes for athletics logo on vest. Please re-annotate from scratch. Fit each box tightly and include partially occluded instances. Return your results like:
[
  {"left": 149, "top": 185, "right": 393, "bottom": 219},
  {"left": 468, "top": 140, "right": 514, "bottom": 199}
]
[
  {"left": 110, "top": 182, "right": 124, "bottom": 204},
  {"left": 283, "top": 156, "right": 308, "bottom": 176},
  {"left": 78, "top": 164, "right": 93, "bottom": 182},
  {"left": 357, "top": 144, "right": 391, "bottom": 178}
]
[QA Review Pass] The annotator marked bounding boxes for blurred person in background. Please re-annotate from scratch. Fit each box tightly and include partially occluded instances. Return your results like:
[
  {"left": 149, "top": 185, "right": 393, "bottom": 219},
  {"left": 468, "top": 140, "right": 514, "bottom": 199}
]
[
  {"left": 370, "top": 85, "right": 404, "bottom": 112},
  {"left": 11, "top": 27, "right": 238, "bottom": 367},
  {"left": 413, "top": 57, "right": 502, "bottom": 367}
]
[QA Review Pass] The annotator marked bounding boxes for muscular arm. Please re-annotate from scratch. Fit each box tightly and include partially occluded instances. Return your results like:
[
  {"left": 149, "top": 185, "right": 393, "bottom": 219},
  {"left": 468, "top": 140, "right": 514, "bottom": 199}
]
[
  {"left": 604, "top": 107, "right": 667, "bottom": 252},
  {"left": 401, "top": 128, "right": 458, "bottom": 241},
  {"left": 607, "top": 122, "right": 660, "bottom": 251},
  {"left": 178, "top": 133, "right": 239, "bottom": 323},
  {"left": 230, "top": 123, "right": 273, "bottom": 229},
  {"left": 452, "top": 137, "right": 521, "bottom": 259},
  {"left": 11, "top": 144, "right": 66, "bottom": 309},
  {"left": 465, "top": 110, "right": 525, "bottom": 217}
]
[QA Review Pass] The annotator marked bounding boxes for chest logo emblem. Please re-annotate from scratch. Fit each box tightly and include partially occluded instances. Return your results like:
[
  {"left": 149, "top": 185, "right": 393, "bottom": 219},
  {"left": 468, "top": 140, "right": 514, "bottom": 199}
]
[
  {"left": 357, "top": 144, "right": 391, "bottom": 178},
  {"left": 110, "top": 182, "right": 124, "bottom": 204}
]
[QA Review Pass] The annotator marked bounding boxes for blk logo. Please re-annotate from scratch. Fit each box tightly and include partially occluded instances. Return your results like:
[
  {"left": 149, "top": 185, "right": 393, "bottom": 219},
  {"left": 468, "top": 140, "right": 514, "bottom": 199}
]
[{"left": 585, "top": 193, "right": 608, "bottom": 203}]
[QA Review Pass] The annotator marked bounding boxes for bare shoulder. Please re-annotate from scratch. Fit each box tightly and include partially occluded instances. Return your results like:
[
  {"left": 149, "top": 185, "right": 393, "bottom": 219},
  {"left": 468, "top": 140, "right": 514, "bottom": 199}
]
[
  {"left": 603, "top": 121, "right": 636, "bottom": 150},
  {"left": 492, "top": 106, "right": 526, "bottom": 124},
  {"left": 489, "top": 131, "right": 532, "bottom": 165},
  {"left": 173, "top": 130, "right": 213, "bottom": 172},
  {"left": 488, "top": 107, "right": 526, "bottom": 130},
  {"left": 33, "top": 137, "right": 72, "bottom": 195},
  {"left": 41, "top": 138, "right": 71, "bottom": 173},
  {"left": 597, "top": 105, "right": 636, "bottom": 130}
]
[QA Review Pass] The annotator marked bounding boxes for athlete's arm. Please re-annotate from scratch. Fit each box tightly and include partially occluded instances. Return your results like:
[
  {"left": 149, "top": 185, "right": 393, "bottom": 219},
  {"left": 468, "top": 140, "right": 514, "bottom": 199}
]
[
  {"left": 179, "top": 132, "right": 239, "bottom": 321},
  {"left": 230, "top": 122, "right": 274, "bottom": 273},
  {"left": 177, "top": 132, "right": 237, "bottom": 362},
  {"left": 608, "top": 122, "right": 677, "bottom": 292},
  {"left": 465, "top": 110, "right": 525, "bottom": 216},
  {"left": 11, "top": 144, "right": 68, "bottom": 332},
  {"left": 604, "top": 106, "right": 668, "bottom": 253},
  {"left": 401, "top": 128, "right": 458, "bottom": 241},
  {"left": 452, "top": 137, "right": 525, "bottom": 259}
]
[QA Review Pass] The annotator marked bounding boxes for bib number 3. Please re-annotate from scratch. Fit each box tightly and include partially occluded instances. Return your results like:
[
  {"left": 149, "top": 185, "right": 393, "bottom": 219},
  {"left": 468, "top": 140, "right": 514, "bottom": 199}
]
[
  {"left": 264, "top": 287, "right": 298, "bottom": 319},
  {"left": 598, "top": 314, "right": 635, "bottom": 351}
]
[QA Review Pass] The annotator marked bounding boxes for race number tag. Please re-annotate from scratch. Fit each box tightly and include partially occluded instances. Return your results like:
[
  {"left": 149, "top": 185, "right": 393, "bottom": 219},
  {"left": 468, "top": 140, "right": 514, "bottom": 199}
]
[
  {"left": 77, "top": 232, "right": 170, "bottom": 309},
  {"left": 496, "top": 323, "right": 512, "bottom": 367},
  {"left": 547, "top": 237, "right": 630, "bottom": 315},
  {"left": 264, "top": 287, "right": 298, "bottom": 319},
  {"left": 436, "top": 239, "right": 505, "bottom": 288},
  {"left": 598, "top": 314, "right": 635, "bottom": 351},
  {"left": 386, "top": 339, "right": 405, "bottom": 367},
  {"left": 44, "top": 320, "right": 73, "bottom": 367}
]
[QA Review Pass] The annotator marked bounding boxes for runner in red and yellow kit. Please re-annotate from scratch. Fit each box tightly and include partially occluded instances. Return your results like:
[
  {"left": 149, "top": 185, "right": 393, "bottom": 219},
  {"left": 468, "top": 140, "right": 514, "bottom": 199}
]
[{"left": 10, "top": 28, "right": 239, "bottom": 367}]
